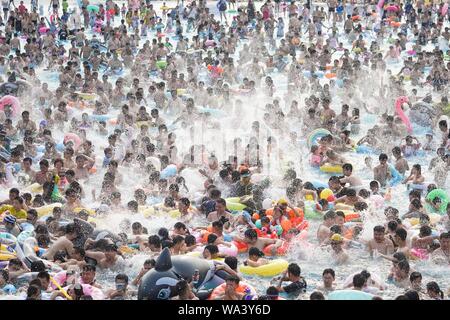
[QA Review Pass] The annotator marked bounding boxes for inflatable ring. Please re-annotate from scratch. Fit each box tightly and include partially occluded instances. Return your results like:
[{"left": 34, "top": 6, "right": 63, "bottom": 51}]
[
  {"left": 341, "top": 210, "right": 361, "bottom": 222},
  {"left": 63, "top": 133, "right": 82, "bottom": 150},
  {"left": 35, "top": 203, "right": 62, "bottom": 217},
  {"left": 320, "top": 165, "right": 343, "bottom": 174},
  {"left": 410, "top": 248, "right": 428, "bottom": 260},
  {"left": 0, "top": 95, "right": 21, "bottom": 117},
  {"left": 307, "top": 128, "right": 331, "bottom": 148},
  {"left": 156, "top": 60, "right": 167, "bottom": 69},
  {"left": 87, "top": 4, "right": 100, "bottom": 13},
  {"left": 225, "top": 199, "right": 246, "bottom": 211},
  {"left": 328, "top": 289, "right": 373, "bottom": 300},
  {"left": 160, "top": 164, "right": 177, "bottom": 179},
  {"left": 426, "top": 189, "right": 449, "bottom": 215},
  {"left": 325, "top": 73, "right": 337, "bottom": 79},
  {"left": 239, "top": 259, "right": 289, "bottom": 277},
  {"left": 233, "top": 240, "right": 248, "bottom": 253},
  {"left": 263, "top": 241, "right": 289, "bottom": 256}
]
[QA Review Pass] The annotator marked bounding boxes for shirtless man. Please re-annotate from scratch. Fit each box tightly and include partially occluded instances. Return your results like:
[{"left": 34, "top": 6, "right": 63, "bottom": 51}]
[
  {"left": 42, "top": 223, "right": 79, "bottom": 261},
  {"left": 207, "top": 198, "right": 233, "bottom": 223},
  {"left": 317, "top": 211, "right": 337, "bottom": 244},
  {"left": 330, "top": 233, "right": 349, "bottom": 265},
  {"left": 373, "top": 153, "right": 391, "bottom": 188},
  {"left": 431, "top": 232, "right": 450, "bottom": 265},
  {"left": 233, "top": 229, "right": 282, "bottom": 255},
  {"left": 392, "top": 147, "right": 409, "bottom": 176},
  {"left": 73, "top": 154, "right": 95, "bottom": 180},
  {"left": 213, "top": 275, "right": 245, "bottom": 300},
  {"left": 339, "top": 163, "right": 362, "bottom": 187},
  {"left": 367, "top": 225, "right": 395, "bottom": 257},
  {"left": 85, "top": 243, "right": 126, "bottom": 271}
]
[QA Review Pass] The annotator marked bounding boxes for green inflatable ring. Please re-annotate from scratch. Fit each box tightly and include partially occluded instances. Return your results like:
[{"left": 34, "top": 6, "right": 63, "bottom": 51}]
[
  {"left": 226, "top": 201, "right": 246, "bottom": 211},
  {"left": 87, "top": 4, "right": 100, "bottom": 13},
  {"left": 156, "top": 60, "right": 167, "bottom": 69},
  {"left": 426, "top": 189, "right": 449, "bottom": 215},
  {"left": 426, "top": 189, "right": 448, "bottom": 215},
  {"left": 304, "top": 201, "right": 322, "bottom": 220}
]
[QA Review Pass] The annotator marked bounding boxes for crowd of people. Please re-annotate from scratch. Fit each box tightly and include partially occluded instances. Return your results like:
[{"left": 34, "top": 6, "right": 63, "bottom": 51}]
[{"left": 0, "top": 0, "right": 449, "bottom": 300}]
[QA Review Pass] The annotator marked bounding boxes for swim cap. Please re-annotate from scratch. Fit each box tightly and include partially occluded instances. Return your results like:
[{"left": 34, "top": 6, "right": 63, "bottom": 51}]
[
  {"left": 277, "top": 198, "right": 288, "bottom": 205},
  {"left": 330, "top": 234, "right": 343, "bottom": 242},
  {"left": 3, "top": 214, "right": 16, "bottom": 224}
]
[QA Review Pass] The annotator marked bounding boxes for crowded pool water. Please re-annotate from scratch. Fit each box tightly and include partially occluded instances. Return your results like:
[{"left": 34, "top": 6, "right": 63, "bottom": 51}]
[{"left": 1, "top": 0, "right": 449, "bottom": 300}]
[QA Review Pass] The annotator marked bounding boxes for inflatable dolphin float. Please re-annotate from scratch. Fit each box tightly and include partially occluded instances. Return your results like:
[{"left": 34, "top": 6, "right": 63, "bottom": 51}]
[{"left": 138, "top": 248, "right": 232, "bottom": 300}]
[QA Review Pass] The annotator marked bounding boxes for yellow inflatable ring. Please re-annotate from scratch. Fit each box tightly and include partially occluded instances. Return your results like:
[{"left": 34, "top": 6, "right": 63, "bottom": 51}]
[
  {"left": 35, "top": 203, "right": 62, "bottom": 218},
  {"left": 239, "top": 259, "right": 289, "bottom": 277},
  {"left": 320, "top": 165, "right": 343, "bottom": 174}
]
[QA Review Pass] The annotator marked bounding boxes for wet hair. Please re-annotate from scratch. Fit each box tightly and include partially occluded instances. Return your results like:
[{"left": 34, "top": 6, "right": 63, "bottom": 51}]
[
  {"left": 148, "top": 235, "right": 162, "bottom": 248},
  {"left": 207, "top": 233, "right": 218, "bottom": 244},
  {"left": 115, "top": 273, "right": 129, "bottom": 284},
  {"left": 324, "top": 210, "right": 337, "bottom": 221},
  {"left": 224, "top": 256, "right": 238, "bottom": 270},
  {"left": 244, "top": 228, "right": 258, "bottom": 240},
  {"left": 395, "top": 228, "right": 407, "bottom": 241},
  {"left": 387, "top": 220, "right": 398, "bottom": 232},
  {"left": 352, "top": 274, "right": 366, "bottom": 288},
  {"left": 323, "top": 268, "right": 335, "bottom": 278},
  {"left": 410, "top": 271, "right": 422, "bottom": 282},
  {"left": 158, "top": 228, "right": 170, "bottom": 240},
  {"left": 397, "top": 260, "right": 410, "bottom": 273},
  {"left": 404, "top": 290, "right": 420, "bottom": 300},
  {"left": 287, "top": 263, "right": 301, "bottom": 277},
  {"left": 373, "top": 225, "right": 385, "bottom": 233},
  {"left": 419, "top": 225, "right": 432, "bottom": 237},
  {"left": 204, "top": 244, "right": 219, "bottom": 255},
  {"left": 248, "top": 247, "right": 264, "bottom": 257},
  {"left": 426, "top": 281, "right": 444, "bottom": 299},
  {"left": 184, "top": 235, "right": 196, "bottom": 246},
  {"left": 310, "top": 291, "right": 325, "bottom": 300}
]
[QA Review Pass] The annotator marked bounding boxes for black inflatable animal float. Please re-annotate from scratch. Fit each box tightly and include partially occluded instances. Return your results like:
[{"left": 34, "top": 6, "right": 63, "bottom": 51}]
[{"left": 138, "top": 248, "right": 232, "bottom": 300}]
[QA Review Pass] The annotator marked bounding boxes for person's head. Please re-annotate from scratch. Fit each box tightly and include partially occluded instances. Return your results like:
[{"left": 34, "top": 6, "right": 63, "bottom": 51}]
[
  {"left": 203, "top": 244, "right": 219, "bottom": 259},
  {"left": 175, "top": 279, "right": 190, "bottom": 297},
  {"left": 426, "top": 281, "right": 443, "bottom": 299},
  {"left": 310, "top": 291, "right": 325, "bottom": 300},
  {"left": 439, "top": 232, "right": 450, "bottom": 252},
  {"left": 352, "top": 274, "right": 366, "bottom": 289},
  {"left": 396, "top": 260, "right": 410, "bottom": 278},
  {"left": 81, "top": 265, "right": 96, "bottom": 284},
  {"left": 410, "top": 272, "right": 422, "bottom": 291},
  {"left": 287, "top": 263, "right": 301, "bottom": 280},
  {"left": 26, "top": 285, "right": 42, "bottom": 300},
  {"left": 148, "top": 235, "right": 162, "bottom": 252},
  {"left": 248, "top": 247, "right": 264, "bottom": 261},
  {"left": 115, "top": 273, "right": 129, "bottom": 291},
  {"left": 244, "top": 228, "right": 258, "bottom": 244},
  {"left": 342, "top": 163, "right": 353, "bottom": 177},
  {"left": 324, "top": 210, "right": 337, "bottom": 226},
  {"left": 322, "top": 268, "right": 335, "bottom": 288},
  {"left": 0, "top": 270, "right": 9, "bottom": 286},
  {"left": 132, "top": 222, "right": 143, "bottom": 235},
  {"left": 224, "top": 256, "right": 238, "bottom": 271},
  {"left": 395, "top": 228, "right": 407, "bottom": 244},
  {"left": 174, "top": 222, "right": 188, "bottom": 235},
  {"left": 373, "top": 225, "right": 386, "bottom": 243},
  {"left": 405, "top": 290, "right": 420, "bottom": 300},
  {"left": 378, "top": 153, "right": 388, "bottom": 164},
  {"left": 104, "top": 244, "right": 118, "bottom": 260},
  {"left": 37, "top": 271, "right": 50, "bottom": 290}
]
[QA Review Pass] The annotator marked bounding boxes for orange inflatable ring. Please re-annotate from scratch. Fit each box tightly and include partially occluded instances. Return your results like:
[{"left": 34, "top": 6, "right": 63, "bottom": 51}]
[
  {"left": 391, "top": 21, "right": 401, "bottom": 27},
  {"left": 263, "top": 241, "right": 289, "bottom": 256},
  {"left": 208, "top": 281, "right": 257, "bottom": 300},
  {"left": 344, "top": 211, "right": 361, "bottom": 222},
  {"left": 265, "top": 207, "right": 303, "bottom": 220},
  {"left": 351, "top": 15, "right": 360, "bottom": 21},
  {"left": 89, "top": 167, "right": 97, "bottom": 174},
  {"left": 325, "top": 73, "right": 337, "bottom": 79},
  {"left": 233, "top": 240, "right": 248, "bottom": 253},
  {"left": 201, "top": 231, "right": 211, "bottom": 244},
  {"left": 325, "top": 65, "right": 333, "bottom": 70}
]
